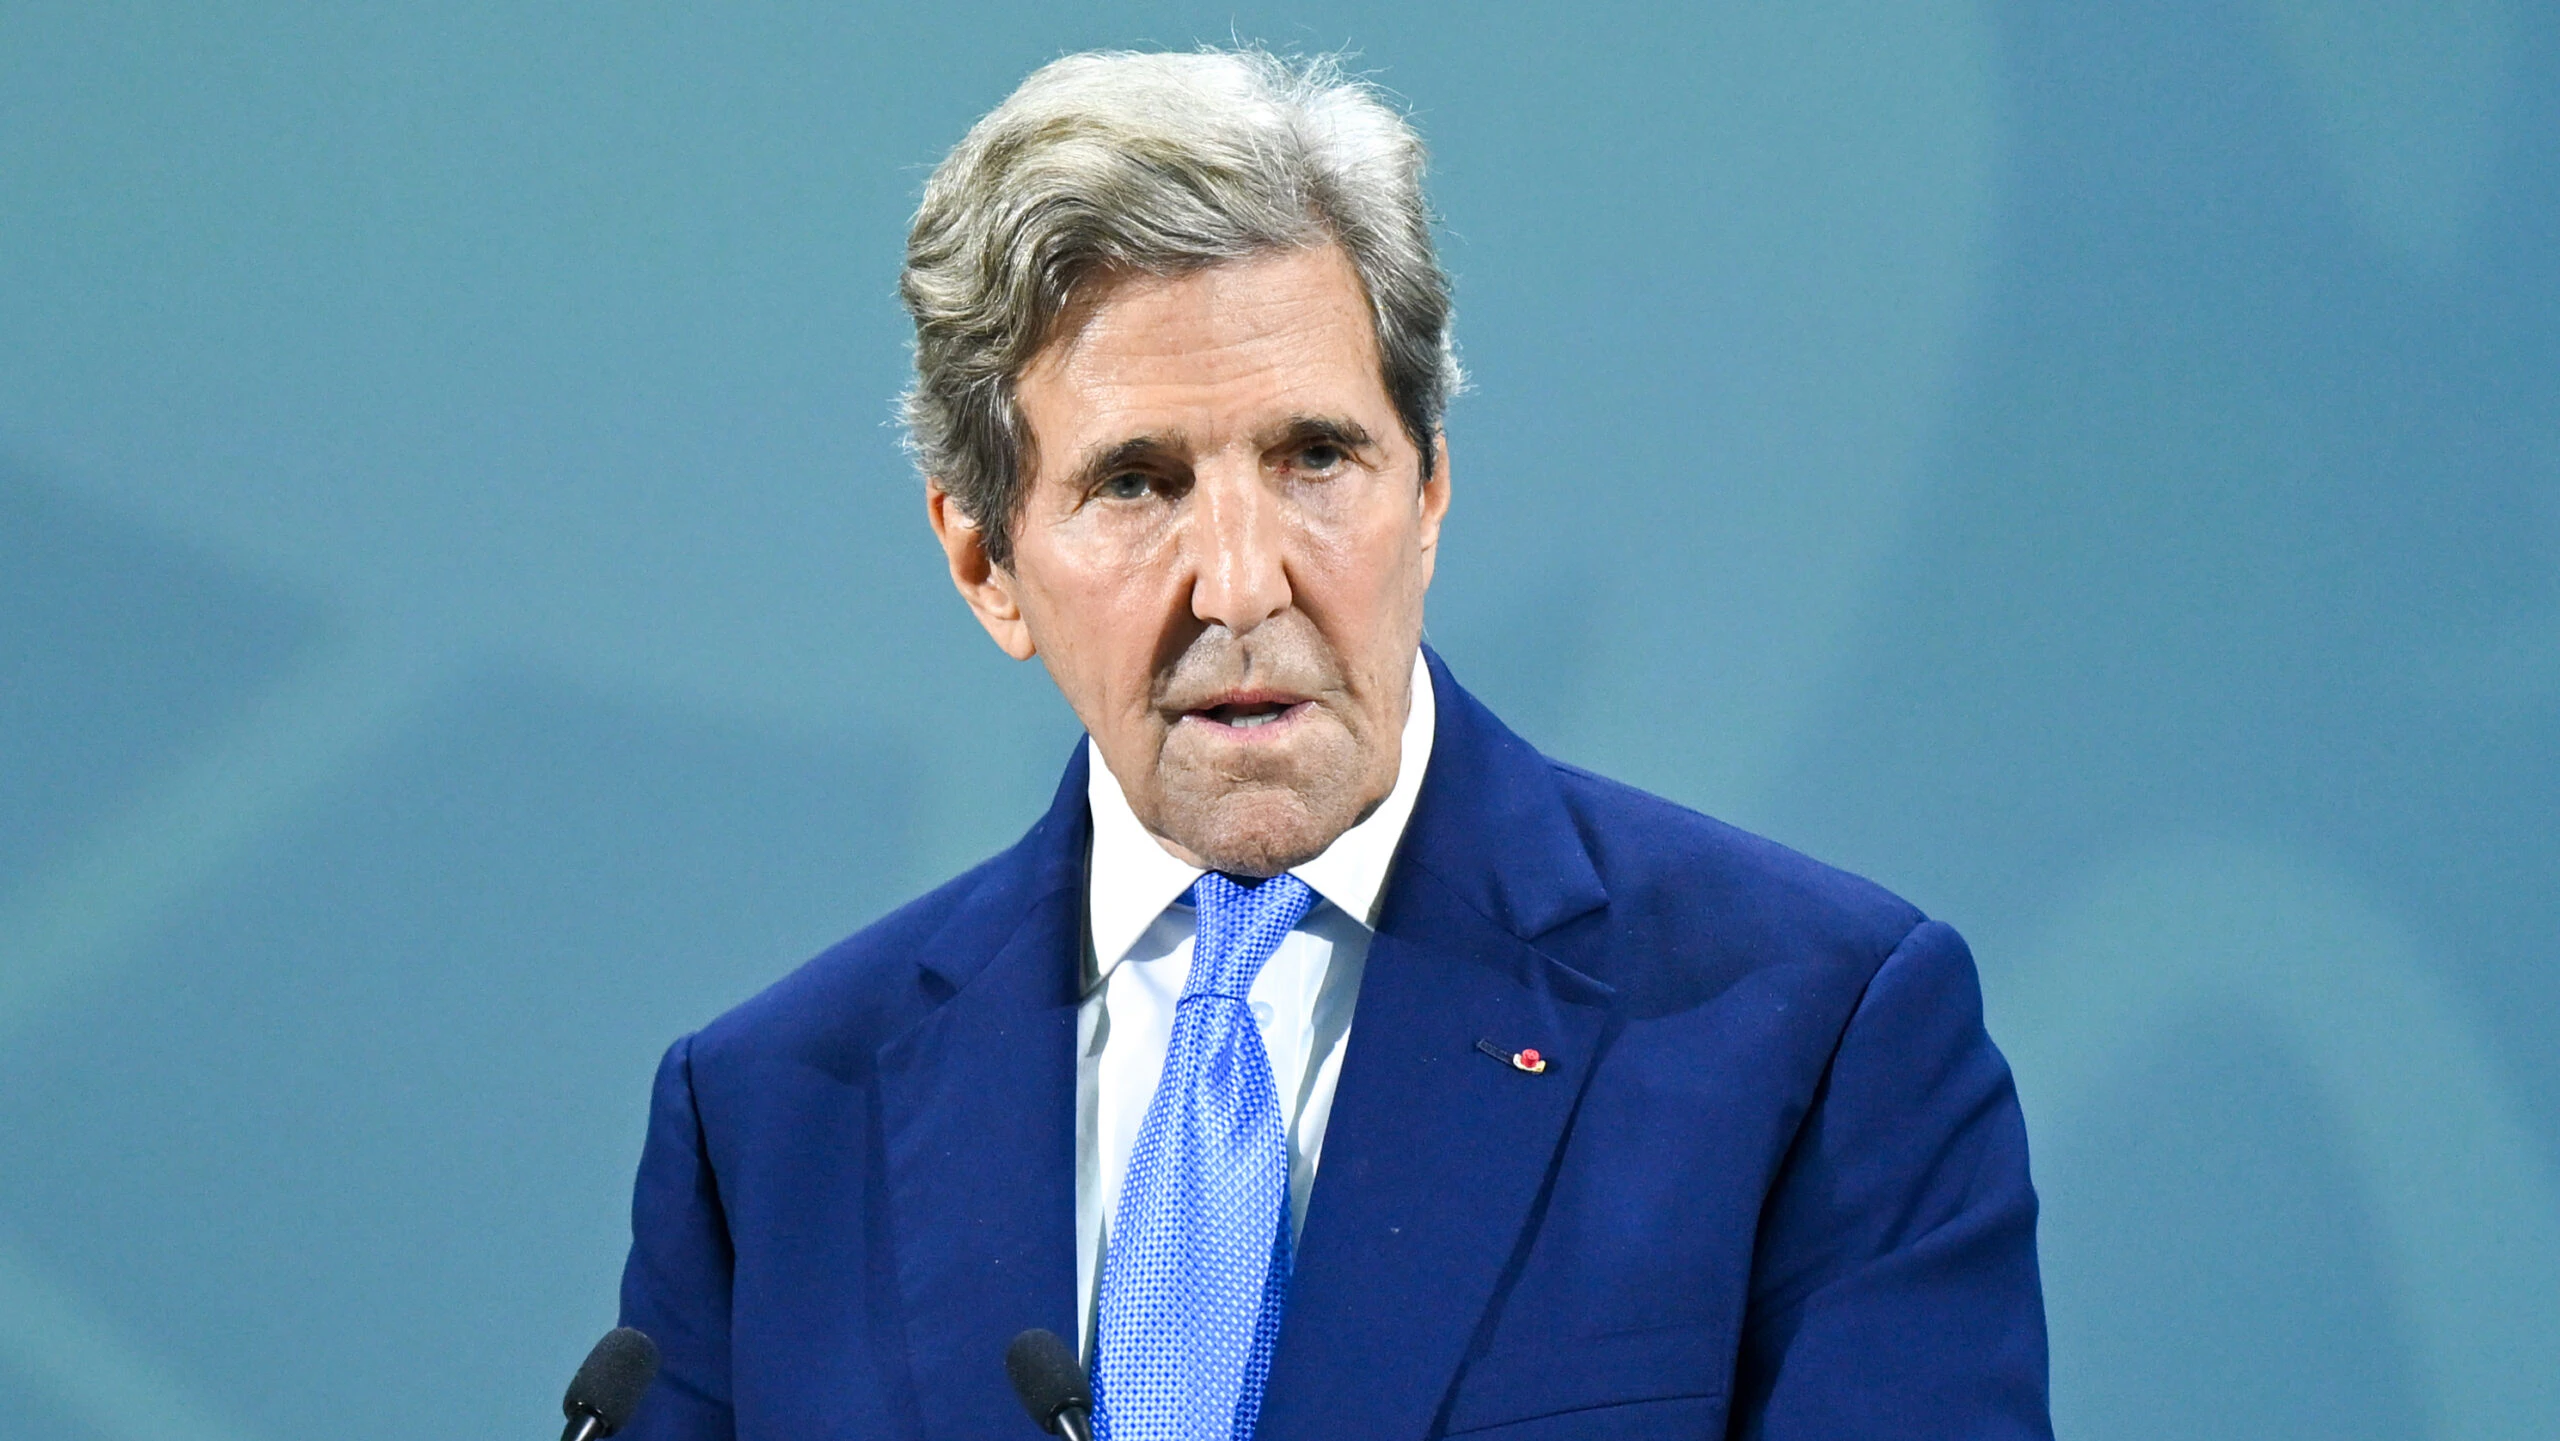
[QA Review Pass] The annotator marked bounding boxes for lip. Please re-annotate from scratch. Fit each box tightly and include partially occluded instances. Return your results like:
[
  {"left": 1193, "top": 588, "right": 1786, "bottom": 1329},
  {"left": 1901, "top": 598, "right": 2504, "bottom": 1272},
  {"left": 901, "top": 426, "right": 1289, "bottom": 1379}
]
[{"left": 1171, "top": 692, "right": 1314, "bottom": 739}]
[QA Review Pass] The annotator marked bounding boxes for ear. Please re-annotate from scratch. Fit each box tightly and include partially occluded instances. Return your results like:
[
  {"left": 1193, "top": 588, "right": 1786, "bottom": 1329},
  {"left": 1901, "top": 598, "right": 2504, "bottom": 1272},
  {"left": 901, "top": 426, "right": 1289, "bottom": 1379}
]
[
  {"left": 1415, "top": 431, "right": 1452, "bottom": 586},
  {"left": 926, "top": 483, "right": 1037, "bottom": 660}
]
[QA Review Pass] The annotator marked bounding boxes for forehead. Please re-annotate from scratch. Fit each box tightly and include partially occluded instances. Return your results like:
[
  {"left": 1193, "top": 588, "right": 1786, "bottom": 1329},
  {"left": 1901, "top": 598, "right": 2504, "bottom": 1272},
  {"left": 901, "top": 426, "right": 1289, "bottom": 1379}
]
[{"left": 1017, "top": 244, "right": 1391, "bottom": 456}]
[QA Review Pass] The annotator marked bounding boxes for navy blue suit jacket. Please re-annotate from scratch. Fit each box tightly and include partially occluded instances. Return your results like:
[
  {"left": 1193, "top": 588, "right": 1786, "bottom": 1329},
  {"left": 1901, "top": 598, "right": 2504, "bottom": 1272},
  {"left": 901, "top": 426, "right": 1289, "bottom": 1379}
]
[{"left": 618, "top": 653, "right": 2052, "bottom": 1439}]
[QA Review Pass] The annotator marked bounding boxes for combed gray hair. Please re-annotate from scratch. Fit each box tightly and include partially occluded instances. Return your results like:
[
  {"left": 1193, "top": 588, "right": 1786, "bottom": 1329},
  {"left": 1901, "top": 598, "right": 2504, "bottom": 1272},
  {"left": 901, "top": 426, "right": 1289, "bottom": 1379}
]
[{"left": 899, "top": 47, "right": 1458, "bottom": 568}]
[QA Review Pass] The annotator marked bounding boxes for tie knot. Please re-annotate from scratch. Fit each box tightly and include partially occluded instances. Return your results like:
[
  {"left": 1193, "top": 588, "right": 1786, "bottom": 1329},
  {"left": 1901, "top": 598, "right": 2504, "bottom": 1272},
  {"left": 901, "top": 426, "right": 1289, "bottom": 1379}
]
[{"left": 1185, "top": 872, "right": 1317, "bottom": 998}]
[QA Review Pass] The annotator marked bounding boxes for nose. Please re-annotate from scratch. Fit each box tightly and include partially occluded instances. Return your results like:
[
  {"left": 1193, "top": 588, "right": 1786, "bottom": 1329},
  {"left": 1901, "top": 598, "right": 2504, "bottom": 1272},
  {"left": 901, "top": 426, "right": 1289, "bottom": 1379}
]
[{"left": 1186, "top": 462, "right": 1291, "bottom": 633}]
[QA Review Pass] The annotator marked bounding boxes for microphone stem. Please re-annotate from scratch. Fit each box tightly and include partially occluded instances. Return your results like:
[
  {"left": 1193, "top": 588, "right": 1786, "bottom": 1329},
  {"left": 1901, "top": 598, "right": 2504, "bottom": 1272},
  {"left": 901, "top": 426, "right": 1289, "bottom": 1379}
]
[
  {"left": 561, "top": 1414, "right": 608, "bottom": 1441},
  {"left": 1056, "top": 1408, "right": 1094, "bottom": 1441}
]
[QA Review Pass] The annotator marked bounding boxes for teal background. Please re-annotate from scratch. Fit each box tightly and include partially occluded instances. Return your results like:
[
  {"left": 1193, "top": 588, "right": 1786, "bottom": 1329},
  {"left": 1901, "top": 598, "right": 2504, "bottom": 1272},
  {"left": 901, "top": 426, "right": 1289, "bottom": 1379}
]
[{"left": 3, "top": 2, "right": 2554, "bottom": 1437}]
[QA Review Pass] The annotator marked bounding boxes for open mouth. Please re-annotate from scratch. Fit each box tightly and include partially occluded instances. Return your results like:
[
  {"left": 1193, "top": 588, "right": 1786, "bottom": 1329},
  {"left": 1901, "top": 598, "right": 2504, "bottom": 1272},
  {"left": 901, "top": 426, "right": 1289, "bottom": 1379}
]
[{"left": 1187, "top": 698, "right": 1308, "bottom": 732}]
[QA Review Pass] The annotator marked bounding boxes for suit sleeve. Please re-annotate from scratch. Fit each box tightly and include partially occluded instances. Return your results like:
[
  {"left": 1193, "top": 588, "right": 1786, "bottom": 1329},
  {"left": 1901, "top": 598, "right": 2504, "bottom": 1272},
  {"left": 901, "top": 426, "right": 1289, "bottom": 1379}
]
[
  {"left": 1732, "top": 919, "right": 2054, "bottom": 1440},
  {"left": 618, "top": 1033, "right": 739, "bottom": 1441}
]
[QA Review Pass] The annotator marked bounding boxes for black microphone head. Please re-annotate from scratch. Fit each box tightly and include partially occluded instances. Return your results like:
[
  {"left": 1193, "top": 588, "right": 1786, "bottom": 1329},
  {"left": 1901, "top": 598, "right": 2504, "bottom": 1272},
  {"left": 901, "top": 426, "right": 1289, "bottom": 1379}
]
[
  {"left": 1005, "top": 1328, "right": 1091, "bottom": 1434},
  {"left": 563, "top": 1327, "right": 660, "bottom": 1436}
]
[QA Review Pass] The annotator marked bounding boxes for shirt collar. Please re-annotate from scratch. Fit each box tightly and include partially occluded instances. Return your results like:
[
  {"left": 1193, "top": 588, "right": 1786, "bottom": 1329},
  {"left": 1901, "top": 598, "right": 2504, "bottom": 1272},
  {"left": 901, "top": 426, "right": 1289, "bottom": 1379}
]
[{"left": 1084, "top": 649, "right": 1437, "bottom": 985}]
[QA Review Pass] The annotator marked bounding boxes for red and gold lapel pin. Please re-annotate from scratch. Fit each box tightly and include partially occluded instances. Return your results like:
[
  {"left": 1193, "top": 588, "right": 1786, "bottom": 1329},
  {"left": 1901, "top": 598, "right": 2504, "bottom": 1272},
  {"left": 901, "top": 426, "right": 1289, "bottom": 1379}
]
[{"left": 1476, "top": 1039, "right": 1549, "bottom": 1074}]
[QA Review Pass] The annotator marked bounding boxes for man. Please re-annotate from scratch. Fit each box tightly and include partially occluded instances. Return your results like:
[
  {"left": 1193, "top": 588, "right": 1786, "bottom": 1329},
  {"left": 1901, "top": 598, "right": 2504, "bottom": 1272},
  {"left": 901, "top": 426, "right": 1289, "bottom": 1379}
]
[{"left": 618, "top": 48, "right": 2051, "bottom": 1441}]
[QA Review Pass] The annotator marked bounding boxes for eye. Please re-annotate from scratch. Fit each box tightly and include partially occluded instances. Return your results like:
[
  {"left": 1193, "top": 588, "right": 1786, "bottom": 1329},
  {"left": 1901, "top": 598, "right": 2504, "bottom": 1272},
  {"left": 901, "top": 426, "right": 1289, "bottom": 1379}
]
[
  {"left": 1296, "top": 441, "right": 1348, "bottom": 474},
  {"left": 1098, "top": 472, "right": 1153, "bottom": 501}
]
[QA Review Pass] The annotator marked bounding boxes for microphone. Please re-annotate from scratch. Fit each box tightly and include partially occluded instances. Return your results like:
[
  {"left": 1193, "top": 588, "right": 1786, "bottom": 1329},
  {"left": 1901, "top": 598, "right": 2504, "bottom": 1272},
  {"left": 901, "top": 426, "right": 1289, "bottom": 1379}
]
[
  {"left": 562, "top": 1326, "right": 660, "bottom": 1441},
  {"left": 1006, "top": 1328, "right": 1094, "bottom": 1441}
]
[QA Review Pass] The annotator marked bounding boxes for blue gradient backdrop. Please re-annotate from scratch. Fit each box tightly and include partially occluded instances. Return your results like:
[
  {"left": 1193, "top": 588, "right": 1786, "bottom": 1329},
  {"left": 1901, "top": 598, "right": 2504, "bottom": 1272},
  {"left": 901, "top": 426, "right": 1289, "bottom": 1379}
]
[{"left": 3, "top": 3, "right": 2554, "bottom": 1438}]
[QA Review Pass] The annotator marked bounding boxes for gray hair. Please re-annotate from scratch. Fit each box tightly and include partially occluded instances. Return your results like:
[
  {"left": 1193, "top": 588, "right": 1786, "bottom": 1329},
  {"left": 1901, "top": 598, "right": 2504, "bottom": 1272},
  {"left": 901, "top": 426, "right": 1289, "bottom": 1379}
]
[{"left": 899, "top": 47, "right": 1459, "bottom": 568}]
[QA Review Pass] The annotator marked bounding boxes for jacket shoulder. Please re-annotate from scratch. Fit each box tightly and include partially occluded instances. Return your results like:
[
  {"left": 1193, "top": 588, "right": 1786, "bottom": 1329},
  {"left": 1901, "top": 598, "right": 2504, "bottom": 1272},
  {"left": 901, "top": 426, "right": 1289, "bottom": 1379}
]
[
  {"left": 672, "top": 738, "right": 1092, "bottom": 1087},
  {"left": 684, "top": 849, "right": 1019, "bottom": 1078},
  {"left": 1542, "top": 760, "right": 1927, "bottom": 1009}
]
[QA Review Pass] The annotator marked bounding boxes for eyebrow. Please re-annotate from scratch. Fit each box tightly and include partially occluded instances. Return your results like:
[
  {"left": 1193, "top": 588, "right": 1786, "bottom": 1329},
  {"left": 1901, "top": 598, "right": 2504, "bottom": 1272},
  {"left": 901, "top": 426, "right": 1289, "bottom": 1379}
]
[
  {"left": 1262, "top": 414, "right": 1378, "bottom": 453},
  {"left": 1067, "top": 432, "right": 1188, "bottom": 494},
  {"left": 1063, "top": 415, "right": 1384, "bottom": 493}
]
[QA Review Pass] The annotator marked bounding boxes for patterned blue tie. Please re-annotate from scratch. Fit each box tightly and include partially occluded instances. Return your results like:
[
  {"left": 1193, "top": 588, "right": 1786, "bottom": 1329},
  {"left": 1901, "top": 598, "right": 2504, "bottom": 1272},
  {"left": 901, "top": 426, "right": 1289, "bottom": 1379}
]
[{"left": 1094, "top": 871, "right": 1317, "bottom": 1441}]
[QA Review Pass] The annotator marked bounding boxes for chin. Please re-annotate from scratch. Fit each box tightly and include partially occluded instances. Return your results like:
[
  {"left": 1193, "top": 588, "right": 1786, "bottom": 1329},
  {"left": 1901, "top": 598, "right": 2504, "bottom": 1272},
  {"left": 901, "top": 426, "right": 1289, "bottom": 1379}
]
[
  {"left": 1147, "top": 723, "right": 1381, "bottom": 875},
  {"left": 1172, "top": 790, "right": 1357, "bottom": 878}
]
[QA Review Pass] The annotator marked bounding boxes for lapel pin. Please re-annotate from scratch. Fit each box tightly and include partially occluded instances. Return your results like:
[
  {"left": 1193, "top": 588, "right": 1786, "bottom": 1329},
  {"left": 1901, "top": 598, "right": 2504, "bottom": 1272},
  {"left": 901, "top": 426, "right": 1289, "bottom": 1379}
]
[{"left": 1476, "top": 1039, "right": 1549, "bottom": 1074}]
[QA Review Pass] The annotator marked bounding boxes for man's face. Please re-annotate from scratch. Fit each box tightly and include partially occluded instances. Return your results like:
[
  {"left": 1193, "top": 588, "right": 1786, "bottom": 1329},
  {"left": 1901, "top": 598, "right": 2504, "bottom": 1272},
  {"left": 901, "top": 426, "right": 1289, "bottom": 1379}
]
[{"left": 929, "top": 243, "right": 1450, "bottom": 876}]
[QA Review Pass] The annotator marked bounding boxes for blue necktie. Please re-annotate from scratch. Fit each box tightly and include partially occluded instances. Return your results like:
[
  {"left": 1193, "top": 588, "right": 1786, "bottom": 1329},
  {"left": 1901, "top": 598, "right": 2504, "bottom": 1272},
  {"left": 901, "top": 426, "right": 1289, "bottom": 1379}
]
[{"left": 1094, "top": 871, "right": 1317, "bottom": 1441}]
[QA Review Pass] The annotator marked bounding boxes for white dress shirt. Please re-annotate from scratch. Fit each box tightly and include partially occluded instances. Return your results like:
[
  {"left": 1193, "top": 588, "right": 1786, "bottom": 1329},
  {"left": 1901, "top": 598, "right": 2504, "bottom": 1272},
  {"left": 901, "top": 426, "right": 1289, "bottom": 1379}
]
[{"left": 1074, "top": 650, "right": 1436, "bottom": 1352}]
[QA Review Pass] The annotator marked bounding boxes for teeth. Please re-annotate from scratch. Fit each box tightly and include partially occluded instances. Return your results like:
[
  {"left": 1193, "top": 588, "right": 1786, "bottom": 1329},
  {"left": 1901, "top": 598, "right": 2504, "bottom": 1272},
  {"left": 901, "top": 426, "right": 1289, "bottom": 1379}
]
[{"left": 1230, "top": 710, "right": 1279, "bottom": 728}]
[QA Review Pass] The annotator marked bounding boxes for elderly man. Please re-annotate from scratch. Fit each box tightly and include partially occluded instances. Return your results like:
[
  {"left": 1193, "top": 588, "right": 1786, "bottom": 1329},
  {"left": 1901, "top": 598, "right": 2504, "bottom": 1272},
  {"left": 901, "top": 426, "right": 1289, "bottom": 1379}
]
[{"left": 617, "top": 48, "right": 2051, "bottom": 1441}]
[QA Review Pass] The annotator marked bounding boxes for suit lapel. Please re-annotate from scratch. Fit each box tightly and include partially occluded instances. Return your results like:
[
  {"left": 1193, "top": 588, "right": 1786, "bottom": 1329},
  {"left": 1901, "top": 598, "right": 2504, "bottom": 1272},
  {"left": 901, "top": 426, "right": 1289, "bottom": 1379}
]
[
  {"left": 1258, "top": 652, "right": 1616, "bottom": 1441},
  {"left": 875, "top": 746, "right": 1091, "bottom": 1441}
]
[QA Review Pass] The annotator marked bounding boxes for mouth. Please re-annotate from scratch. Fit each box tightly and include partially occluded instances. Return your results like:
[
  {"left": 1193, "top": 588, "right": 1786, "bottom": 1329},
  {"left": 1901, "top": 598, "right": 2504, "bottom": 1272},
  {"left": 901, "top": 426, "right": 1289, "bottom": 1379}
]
[{"left": 1178, "top": 693, "right": 1312, "bottom": 736}]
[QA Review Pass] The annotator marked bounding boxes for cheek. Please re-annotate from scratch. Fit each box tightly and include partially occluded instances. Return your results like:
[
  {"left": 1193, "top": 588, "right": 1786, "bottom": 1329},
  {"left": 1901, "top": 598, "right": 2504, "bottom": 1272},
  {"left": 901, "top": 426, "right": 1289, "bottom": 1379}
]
[
  {"left": 1016, "top": 556, "right": 1170, "bottom": 685},
  {"left": 1297, "top": 486, "right": 1428, "bottom": 607}
]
